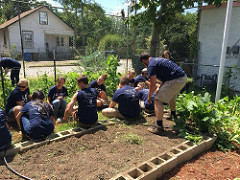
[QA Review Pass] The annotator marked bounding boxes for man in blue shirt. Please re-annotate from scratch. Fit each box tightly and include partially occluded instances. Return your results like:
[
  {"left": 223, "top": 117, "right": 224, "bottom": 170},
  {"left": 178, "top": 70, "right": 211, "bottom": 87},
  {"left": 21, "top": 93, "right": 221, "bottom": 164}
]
[
  {"left": 63, "top": 75, "right": 99, "bottom": 128},
  {"left": 134, "top": 68, "right": 150, "bottom": 88},
  {"left": 140, "top": 52, "right": 187, "bottom": 134},
  {"left": 102, "top": 76, "right": 140, "bottom": 119},
  {"left": 0, "top": 57, "right": 21, "bottom": 86},
  {"left": 6, "top": 79, "right": 30, "bottom": 121}
]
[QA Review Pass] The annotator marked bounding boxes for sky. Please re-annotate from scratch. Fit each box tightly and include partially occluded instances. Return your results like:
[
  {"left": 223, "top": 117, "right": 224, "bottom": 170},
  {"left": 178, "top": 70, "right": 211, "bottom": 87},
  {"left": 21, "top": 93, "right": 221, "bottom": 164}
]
[
  {"left": 38, "top": 0, "right": 197, "bottom": 15},
  {"left": 38, "top": 0, "right": 129, "bottom": 15}
]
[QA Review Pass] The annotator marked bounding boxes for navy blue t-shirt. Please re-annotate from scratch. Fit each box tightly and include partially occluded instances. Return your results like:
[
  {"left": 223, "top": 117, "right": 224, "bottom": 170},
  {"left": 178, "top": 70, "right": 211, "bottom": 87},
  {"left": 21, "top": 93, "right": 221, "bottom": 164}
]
[
  {"left": 21, "top": 101, "right": 54, "bottom": 139},
  {"left": 112, "top": 85, "right": 140, "bottom": 118},
  {"left": 89, "top": 80, "right": 106, "bottom": 92},
  {"left": 148, "top": 57, "right": 186, "bottom": 82},
  {"left": 138, "top": 89, "right": 155, "bottom": 110},
  {"left": 134, "top": 74, "right": 148, "bottom": 87},
  {"left": 0, "top": 108, "right": 12, "bottom": 149},
  {"left": 0, "top": 57, "right": 21, "bottom": 69},
  {"left": 47, "top": 85, "right": 68, "bottom": 102},
  {"left": 77, "top": 88, "right": 98, "bottom": 124},
  {"left": 6, "top": 87, "right": 30, "bottom": 113}
]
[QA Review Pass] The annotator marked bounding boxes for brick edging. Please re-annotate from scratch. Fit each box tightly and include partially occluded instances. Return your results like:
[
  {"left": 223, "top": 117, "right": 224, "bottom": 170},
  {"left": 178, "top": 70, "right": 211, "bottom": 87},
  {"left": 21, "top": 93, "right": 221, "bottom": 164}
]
[
  {"left": 0, "top": 123, "right": 105, "bottom": 156},
  {"left": 110, "top": 135, "right": 217, "bottom": 180}
]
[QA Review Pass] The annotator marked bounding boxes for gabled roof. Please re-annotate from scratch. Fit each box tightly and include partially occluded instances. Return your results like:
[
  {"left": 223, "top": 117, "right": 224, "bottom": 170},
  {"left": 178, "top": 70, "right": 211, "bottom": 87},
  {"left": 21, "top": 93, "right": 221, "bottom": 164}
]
[
  {"left": 0, "top": 6, "right": 73, "bottom": 31},
  {"left": 201, "top": 1, "right": 240, "bottom": 10}
]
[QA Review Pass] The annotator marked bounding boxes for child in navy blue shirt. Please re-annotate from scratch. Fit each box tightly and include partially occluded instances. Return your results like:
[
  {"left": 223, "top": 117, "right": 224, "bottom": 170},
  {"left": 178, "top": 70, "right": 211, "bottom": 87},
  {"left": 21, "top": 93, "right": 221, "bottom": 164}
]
[
  {"left": 136, "top": 82, "right": 155, "bottom": 113},
  {"left": 47, "top": 76, "right": 68, "bottom": 123},
  {"left": 63, "top": 75, "right": 98, "bottom": 128},
  {"left": 127, "top": 68, "right": 136, "bottom": 87},
  {"left": 134, "top": 68, "right": 150, "bottom": 88},
  {"left": 0, "top": 108, "right": 12, "bottom": 151},
  {"left": 89, "top": 74, "right": 109, "bottom": 107},
  {"left": 0, "top": 57, "right": 21, "bottom": 86},
  {"left": 6, "top": 79, "right": 30, "bottom": 121},
  {"left": 102, "top": 76, "right": 140, "bottom": 119},
  {"left": 16, "top": 90, "right": 55, "bottom": 140}
]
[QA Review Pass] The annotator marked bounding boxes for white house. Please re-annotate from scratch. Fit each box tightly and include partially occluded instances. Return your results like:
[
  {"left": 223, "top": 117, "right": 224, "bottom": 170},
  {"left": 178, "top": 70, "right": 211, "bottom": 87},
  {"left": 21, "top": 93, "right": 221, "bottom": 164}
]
[
  {"left": 197, "top": 2, "right": 240, "bottom": 92},
  {"left": 0, "top": 6, "right": 74, "bottom": 60}
]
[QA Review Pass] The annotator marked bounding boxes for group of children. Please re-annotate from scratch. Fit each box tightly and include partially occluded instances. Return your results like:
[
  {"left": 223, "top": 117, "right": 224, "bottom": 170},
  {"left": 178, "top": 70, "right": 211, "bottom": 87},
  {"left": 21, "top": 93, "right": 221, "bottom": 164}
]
[
  {"left": 1, "top": 50, "right": 186, "bottom": 150},
  {"left": 0, "top": 67, "right": 154, "bottom": 150}
]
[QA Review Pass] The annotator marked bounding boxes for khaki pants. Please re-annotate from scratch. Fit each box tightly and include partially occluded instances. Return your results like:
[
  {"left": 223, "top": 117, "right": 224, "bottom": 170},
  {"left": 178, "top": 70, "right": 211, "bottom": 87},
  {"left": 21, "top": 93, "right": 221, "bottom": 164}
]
[
  {"left": 102, "top": 107, "right": 125, "bottom": 119},
  {"left": 155, "top": 76, "right": 187, "bottom": 103}
]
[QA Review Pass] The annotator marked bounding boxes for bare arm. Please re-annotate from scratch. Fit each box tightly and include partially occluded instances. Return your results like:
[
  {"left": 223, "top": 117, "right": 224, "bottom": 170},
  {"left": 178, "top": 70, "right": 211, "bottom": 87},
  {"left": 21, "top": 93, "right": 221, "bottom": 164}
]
[
  {"left": 148, "top": 75, "right": 157, "bottom": 103},
  {"left": 145, "top": 80, "right": 150, "bottom": 88},
  {"left": 50, "top": 116, "right": 56, "bottom": 126},
  {"left": 47, "top": 97, "right": 51, "bottom": 104},
  {"left": 109, "top": 101, "right": 117, "bottom": 108},
  {"left": 63, "top": 92, "right": 78, "bottom": 121},
  {"left": 16, "top": 112, "right": 23, "bottom": 129}
]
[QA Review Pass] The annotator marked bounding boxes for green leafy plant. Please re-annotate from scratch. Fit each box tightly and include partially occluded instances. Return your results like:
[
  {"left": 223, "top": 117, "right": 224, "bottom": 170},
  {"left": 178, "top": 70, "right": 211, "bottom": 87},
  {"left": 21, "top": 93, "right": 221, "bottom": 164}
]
[{"left": 176, "top": 92, "right": 240, "bottom": 150}]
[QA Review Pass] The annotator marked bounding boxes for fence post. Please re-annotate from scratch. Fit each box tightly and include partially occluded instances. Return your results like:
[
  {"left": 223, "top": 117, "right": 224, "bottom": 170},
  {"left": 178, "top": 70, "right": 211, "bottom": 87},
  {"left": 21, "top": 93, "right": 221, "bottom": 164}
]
[
  {"left": 17, "top": 0, "right": 26, "bottom": 78},
  {"left": 53, "top": 50, "right": 56, "bottom": 84},
  {"left": 0, "top": 57, "right": 6, "bottom": 106}
]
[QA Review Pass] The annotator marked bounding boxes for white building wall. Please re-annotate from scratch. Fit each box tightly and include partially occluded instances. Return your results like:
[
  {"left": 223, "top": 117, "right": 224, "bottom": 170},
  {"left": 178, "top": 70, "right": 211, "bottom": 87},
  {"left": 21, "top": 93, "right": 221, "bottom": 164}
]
[
  {"left": 8, "top": 7, "right": 73, "bottom": 55},
  {"left": 198, "top": 6, "right": 240, "bottom": 91},
  {"left": 0, "top": 29, "right": 10, "bottom": 55}
]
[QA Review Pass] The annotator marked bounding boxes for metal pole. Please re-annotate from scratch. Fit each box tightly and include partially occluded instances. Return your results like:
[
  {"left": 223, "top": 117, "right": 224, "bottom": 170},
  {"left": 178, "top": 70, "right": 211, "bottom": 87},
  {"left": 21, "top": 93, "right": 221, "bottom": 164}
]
[
  {"left": 215, "top": 0, "right": 233, "bottom": 103},
  {"left": 17, "top": 0, "right": 26, "bottom": 78},
  {"left": 0, "top": 56, "right": 6, "bottom": 106},
  {"left": 81, "top": 2, "right": 85, "bottom": 56},
  {"left": 126, "top": 5, "right": 129, "bottom": 74},
  {"left": 53, "top": 50, "right": 56, "bottom": 84}
]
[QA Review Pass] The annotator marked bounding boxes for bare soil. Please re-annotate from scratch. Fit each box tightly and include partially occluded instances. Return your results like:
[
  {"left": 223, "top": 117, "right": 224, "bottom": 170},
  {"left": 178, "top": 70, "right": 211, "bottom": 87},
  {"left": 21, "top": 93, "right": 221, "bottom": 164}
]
[
  {"left": 0, "top": 116, "right": 185, "bottom": 180},
  {"left": 162, "top": 148, "right": 240, "bottom": 180}
]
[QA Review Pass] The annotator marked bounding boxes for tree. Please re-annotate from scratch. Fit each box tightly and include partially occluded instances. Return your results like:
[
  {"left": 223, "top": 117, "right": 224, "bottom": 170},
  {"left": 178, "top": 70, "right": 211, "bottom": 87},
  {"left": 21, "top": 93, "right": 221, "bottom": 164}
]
[
  {"left": 0, "top": 0, "right": 51, "bottom": 23},
  {"left": 133, "top": 0, "right": 225, "bottom": 56},
  {"left": 161, "top": 12, "right": 197, "bottom": 60}
]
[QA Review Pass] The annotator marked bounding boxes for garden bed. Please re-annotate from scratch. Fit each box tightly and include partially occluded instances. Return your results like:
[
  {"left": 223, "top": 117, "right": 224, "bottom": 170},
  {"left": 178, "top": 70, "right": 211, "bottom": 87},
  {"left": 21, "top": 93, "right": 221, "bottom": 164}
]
[{"left": 0, "top": 116, "right": 186, "bottom": 179}]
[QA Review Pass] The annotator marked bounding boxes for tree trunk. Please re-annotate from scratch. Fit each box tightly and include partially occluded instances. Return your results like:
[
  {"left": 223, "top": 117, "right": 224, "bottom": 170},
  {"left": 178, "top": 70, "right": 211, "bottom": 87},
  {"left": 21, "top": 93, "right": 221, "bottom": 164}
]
[{"left": 150, "top": 4, "right": 165, "bottom": 57}]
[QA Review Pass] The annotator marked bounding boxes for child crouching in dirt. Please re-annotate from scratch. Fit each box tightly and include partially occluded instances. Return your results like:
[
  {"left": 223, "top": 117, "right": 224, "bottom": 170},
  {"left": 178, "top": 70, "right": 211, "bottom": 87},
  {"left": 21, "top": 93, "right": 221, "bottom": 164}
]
[
  {"left": 63, "top": 75, "right": 99, "bottom": 128},
  {"left": 135, "top": 82, "right": 155, "bottom": 114},
  {"left": 16, "top": 90, "right": 55, "bottom": 140}
]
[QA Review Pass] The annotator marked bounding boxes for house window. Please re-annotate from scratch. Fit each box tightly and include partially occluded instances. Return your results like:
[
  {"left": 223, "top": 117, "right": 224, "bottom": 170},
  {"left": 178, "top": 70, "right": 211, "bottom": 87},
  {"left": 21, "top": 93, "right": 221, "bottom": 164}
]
[
  {"left": 22, "top": 31, "right": 33, "bottom": 49},
  {"left": 56, "top": 36, "right": 64, "bottom": 46},
  {"left": 39, "top": 11, "right": 48, "bottom": 25}
]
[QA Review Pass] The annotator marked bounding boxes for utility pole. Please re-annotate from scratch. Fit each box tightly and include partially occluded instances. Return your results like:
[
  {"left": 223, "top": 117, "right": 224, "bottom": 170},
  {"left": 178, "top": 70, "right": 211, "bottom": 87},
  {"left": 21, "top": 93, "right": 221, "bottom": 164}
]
[
  {"left": 215, "top": 0, "right": 233, "bottom": 102},
  {"left": 126, "top": 5, "right": 129, "bottom": 74},
  {"left": 17, "top": 0, "right": 26, "bottom": 78}
]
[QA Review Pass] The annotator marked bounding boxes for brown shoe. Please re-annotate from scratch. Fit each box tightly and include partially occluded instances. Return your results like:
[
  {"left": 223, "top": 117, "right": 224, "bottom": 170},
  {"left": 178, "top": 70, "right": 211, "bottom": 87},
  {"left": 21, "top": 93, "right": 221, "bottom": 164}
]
[{"left": 147, "top": 126, "right": 164, "bottom": 135}]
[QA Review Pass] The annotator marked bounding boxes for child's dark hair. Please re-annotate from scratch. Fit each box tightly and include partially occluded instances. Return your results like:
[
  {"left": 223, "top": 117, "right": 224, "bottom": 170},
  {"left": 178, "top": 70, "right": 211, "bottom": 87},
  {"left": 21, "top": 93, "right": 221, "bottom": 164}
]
[
  {"left": 76, "top": 75, "right": 88, "bottom": 84},
  {"left": 57, "top": 76, "right": 66, "bottom": 82},
  {"left": 140, "top": 52, "right": 150, "bottom": 62},
  {"left": 32, "top": 90, "right": 53, "bottom": 119}
]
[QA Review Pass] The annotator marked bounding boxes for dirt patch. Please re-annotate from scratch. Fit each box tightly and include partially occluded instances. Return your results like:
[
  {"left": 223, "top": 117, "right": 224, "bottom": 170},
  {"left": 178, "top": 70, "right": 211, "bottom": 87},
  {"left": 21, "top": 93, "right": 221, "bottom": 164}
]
[
  {"left": 0, "top": 116, "right": 185, "bottom": 180},
  {"left": 162, "top": 148, "right": 240, "bottom": 180}
]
